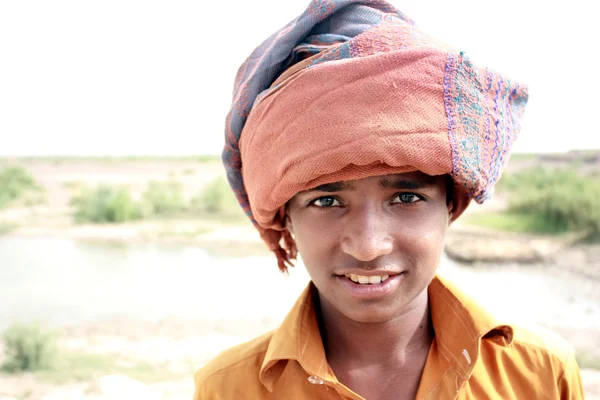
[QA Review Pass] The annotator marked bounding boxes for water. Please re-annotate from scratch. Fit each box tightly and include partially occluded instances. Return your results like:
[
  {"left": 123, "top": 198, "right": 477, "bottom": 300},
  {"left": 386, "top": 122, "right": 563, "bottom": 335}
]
[
  {"left": 0, "top": 236, "right": 311, "bottom": 330},
  {"left": 1, "top": 236, "right": 598, "bottom": 334}
]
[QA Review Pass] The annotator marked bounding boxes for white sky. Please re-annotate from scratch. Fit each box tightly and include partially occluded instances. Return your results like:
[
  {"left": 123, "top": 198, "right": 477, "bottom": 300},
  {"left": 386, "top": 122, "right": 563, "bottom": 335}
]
[{"left": 0, "top": 0, "right": 598, "bottom": 156}]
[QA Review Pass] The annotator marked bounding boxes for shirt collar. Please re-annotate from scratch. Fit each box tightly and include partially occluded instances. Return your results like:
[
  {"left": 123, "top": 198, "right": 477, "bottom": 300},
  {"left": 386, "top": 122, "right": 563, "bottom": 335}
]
[
  {"left": 259, "top": 274, "right": 514, "bottom": 391},
  {"left": 259, "top": 282, "right": 331, "bottom": 391},
  {"left": 429, "top": 274, "right": 514, "bottom": 379}
]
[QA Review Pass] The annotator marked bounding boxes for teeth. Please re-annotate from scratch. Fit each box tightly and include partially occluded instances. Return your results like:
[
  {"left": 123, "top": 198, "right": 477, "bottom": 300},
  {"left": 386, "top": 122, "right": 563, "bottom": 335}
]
[{"left": 344, "top": 274, "right": 391, "bottom": 285}]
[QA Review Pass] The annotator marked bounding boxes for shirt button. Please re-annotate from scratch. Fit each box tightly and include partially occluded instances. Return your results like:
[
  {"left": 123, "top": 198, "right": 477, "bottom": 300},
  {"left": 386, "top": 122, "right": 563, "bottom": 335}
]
[
  {"left": 462, "top": 349, "right": 472, "bottom": 364},
  {"left": 308, "top": 375, "right": 325, "bottom": 385}
]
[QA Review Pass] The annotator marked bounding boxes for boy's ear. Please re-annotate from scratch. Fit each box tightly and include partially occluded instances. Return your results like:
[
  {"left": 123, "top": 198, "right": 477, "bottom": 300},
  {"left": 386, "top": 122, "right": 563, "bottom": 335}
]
[
  {"left": 282, "top": 204, "right": 293, "bottom": 233},
  {"left": 447, "top": 199, "right": 454, "bottom": 220},
  {"left": 448, "top": 185, "right": 471, "bottom": 224}
]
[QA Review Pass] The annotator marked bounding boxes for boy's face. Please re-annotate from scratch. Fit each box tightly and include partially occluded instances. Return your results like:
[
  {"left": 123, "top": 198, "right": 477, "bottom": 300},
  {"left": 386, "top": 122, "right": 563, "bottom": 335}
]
[{"left": 287, "top": 171, "right": 454, "bottom": 324}]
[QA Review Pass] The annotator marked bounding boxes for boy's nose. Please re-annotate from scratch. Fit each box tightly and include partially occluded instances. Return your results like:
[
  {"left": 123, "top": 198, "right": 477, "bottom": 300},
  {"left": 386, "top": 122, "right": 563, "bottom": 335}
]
[{"left": 340, "top": 207, "right": 393, "bottom": 261}]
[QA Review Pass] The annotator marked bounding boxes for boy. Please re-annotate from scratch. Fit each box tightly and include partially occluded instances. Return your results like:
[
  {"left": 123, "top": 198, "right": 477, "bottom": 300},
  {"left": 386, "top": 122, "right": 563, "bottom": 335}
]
[{"left": 194, "top": 1, "right": 584, "bottom": 398}]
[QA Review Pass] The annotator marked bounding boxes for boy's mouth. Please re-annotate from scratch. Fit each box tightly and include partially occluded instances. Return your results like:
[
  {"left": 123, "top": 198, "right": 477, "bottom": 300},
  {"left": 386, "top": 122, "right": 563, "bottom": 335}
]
[
  {"left": 335, "top": 272, "right": 404, "bottom": 299},
  {"left": 344, "top": 274, "right": 390, "bottom": 285}
]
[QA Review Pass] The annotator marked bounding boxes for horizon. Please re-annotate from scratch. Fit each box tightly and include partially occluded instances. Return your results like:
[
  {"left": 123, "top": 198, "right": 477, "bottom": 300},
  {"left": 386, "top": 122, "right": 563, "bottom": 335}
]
[{"left": 3, "top": 149, "right": 599, "bottom": 160}]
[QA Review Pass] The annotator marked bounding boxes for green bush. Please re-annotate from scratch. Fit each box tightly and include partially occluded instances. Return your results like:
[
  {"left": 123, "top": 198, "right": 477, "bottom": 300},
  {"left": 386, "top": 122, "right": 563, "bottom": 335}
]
[
  {"left": 71, "top": 185, "right": 142, "bottom": 223},
  {"left": 142, "top": 180, "right": 186, "bottom": 216},
  {"left": 69, "top": 177, "right": 247, "bottom": 224},
  {"left": 70, "top": 179, "right": 189, "bottom": 223},
  {"left": 1, "top": 323, "right": 58, "bottom": 372},
  {"left": 0, "top": 167, "right": 42, "bottom": 209},
  {"left": 498, "top": 168, "right": 600, "bottom": 240},
  {"left": 497, "top": 167, "right": 580, "bottom": 193},
  {"left": 192, "top": 176, "right": 241, "bottom": 215},
  {"left": 462, "top": 213, "right": 564, "bottom": 235}
]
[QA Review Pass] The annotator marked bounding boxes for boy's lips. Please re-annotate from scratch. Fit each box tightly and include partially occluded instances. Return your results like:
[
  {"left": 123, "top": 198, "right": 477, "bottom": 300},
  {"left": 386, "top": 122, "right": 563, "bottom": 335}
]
[
  {"left": 334, "top": 267, "right": 403, "bottom": 277},
  {"left": 335, "top": 271, "right": 405, "bottom": 299}
]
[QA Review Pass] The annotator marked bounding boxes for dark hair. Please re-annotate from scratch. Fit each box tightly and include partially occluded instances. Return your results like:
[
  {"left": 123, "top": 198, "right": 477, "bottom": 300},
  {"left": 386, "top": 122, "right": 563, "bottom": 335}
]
[{"left": 445, "top": 174, "right": 455, "bottom": 205}]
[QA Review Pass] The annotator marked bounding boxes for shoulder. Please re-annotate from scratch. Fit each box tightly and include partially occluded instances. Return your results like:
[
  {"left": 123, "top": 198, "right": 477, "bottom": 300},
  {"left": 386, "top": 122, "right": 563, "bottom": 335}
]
[
  {"left": 193, "top": 330, "right": 275, "bottom": 398},
  {"left": 510, "top": 322, "right": 574, "bottom": 365},
  {"left": 481, "top": 321, "right": 578, "bottom": 381},
  {"left": 491, "top": 323, "right": 584, "bottom": 397},
  {"left": 472, "top": 323, "right": 585, "bottom": 398}
]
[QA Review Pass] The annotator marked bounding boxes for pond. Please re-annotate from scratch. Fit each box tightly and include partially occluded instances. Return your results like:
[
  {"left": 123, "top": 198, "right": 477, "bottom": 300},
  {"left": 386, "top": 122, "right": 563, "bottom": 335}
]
[
  {"left": 0, "top": 236, "right": 310, "bottom": 331},
  {"left": 1, "top": 236, "right": 598, "bottom": 335}
]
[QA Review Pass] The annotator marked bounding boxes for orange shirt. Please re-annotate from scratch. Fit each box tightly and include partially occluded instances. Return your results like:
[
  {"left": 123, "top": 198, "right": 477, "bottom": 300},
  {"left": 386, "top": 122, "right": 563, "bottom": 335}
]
[{"left": 193, "top": 275, "right": 584, "bottom": 399}]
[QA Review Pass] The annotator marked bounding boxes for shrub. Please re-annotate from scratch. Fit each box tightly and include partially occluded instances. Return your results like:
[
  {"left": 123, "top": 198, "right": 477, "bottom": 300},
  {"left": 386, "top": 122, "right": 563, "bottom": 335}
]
[
  {"left": 141, "top": 179, "right": 186, "bottom": 216},
  {"left": 71, "top": 185, "right": 142, "bottom": 223},
  {"left": 182, "top": 168, "right": 195, "bottom": 175},
  {"left": 462, "top": 212, "right": 562, "bottom": 234},
  {"left": 0, "top": 167, "right": 42, "bottom": 209},
  {"left": 497, "top": 167, "right": 580, "bottom": 193},
  {"left": 1, "top": 323, "right": 58, "bottom": 372},
  {"left": 69, "top": 177, "right": 248, "bottom": 224},
  {"left": 191, "top": 176, "right": 241, "bottom": 216},
  {"left": 499, "top": 168, "right": 600, "bottom": 239}
]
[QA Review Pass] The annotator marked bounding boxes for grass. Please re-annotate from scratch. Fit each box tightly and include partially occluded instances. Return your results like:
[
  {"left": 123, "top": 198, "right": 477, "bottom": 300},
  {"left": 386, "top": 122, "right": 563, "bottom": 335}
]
[
  {"left": 34, "top": 351, "right": 188, "bottom": 385},
  {"left": 508, "top": 150, "right": 600, "bottom": 164},
  {"left": 508, "top": 153, "right": 538, "bottom": 162},
  {"left": 192, "top": 209, "right": 247, "bottom": 224},
  {"left": 0, "top": 221, "right": 19, "bottom": 235},
  {"left": 462, "top": 213, "right": 571, "bottom": 235},
  {"left": 62, "top": 180, "right": 85, "bottom": 189},
  {"left": 190, "top": 176, "right": 243, "bottom": 217},
  {"left": 0, "top": 349, "right": 188, "bottom": 386},
  {"left": 576, "top": 354, "right": 600, "bottom": 371},
  {"left": 3, "top": 155, "right": 221, "bottom": 164},
  {"left": 1, "top": 322, "right": 189, "bottom": 385},
  {"left": 465, "top": 167, "right": 600, "bottom": 241},
  {"left": 182, "top": 168, "right": 195, "bottom": 175},
  {"left": 149, "top": 224, "right": 212, "bottom": 239}
]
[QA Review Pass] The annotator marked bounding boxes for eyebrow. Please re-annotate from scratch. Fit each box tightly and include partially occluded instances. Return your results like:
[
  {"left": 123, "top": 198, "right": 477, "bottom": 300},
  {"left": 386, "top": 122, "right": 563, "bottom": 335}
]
[
  {"left": 379, "top": 176, "right": 437, "bottom": 190},
  {"left": 308, "top": 181, "right": 355, "bottom": 192},
  {"left": 308, "top": 175, "right": 437, "bottom": 193}
]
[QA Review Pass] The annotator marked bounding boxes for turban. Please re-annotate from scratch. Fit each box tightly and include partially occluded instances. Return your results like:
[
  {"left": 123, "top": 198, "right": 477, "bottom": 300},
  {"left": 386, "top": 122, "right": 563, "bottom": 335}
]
[{"left": 222, "top": 0, "right": 528, "bottom": 271}]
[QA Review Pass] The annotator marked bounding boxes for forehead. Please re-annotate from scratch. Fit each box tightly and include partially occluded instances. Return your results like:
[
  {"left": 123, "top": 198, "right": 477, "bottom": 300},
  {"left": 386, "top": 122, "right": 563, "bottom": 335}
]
[{"left": 307, "top": 171, "right": 444, "bottom": 192}]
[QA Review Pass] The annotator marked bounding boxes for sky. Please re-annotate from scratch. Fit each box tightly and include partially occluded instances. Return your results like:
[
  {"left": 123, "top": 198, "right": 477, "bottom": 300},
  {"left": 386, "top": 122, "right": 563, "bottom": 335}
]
[{"left": 0, "top": 0, "right": 598, "bottom": 156}]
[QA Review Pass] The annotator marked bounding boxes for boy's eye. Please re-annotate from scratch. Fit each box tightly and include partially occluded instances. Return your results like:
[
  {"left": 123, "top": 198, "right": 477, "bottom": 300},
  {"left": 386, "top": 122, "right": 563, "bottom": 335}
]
[
  {"left": 310, "top": 196, "right": 341, "bottom": 207},
  {"left": 392, "top": 193, "right": 421, "bottom": 204}
]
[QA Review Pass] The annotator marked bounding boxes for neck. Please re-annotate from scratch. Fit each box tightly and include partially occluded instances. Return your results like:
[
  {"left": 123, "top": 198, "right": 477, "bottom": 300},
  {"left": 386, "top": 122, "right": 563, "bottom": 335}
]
[{"left": 317, "top": 290, "right": 433, "bottom": 370}]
